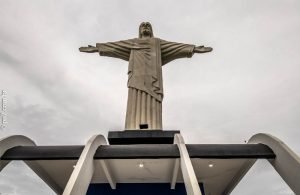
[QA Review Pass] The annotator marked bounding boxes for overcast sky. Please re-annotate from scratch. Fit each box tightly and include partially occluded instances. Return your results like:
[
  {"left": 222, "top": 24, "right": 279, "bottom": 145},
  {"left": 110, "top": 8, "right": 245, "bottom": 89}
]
[{"left": 0, "top": 0, "right": 299, "bottom": 194}]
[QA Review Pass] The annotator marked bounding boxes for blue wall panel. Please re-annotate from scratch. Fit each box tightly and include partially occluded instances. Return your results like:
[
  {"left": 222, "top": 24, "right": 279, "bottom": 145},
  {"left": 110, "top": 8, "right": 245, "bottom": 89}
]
[{"left": 87, "top": 183, "right": 205, "bottom": 195}]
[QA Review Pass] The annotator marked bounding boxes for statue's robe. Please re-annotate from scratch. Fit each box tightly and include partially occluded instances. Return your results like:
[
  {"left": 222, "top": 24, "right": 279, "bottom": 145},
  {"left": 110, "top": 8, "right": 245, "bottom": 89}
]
[{"left": 96, "top": 38, "right": 194, "bottom": 130}]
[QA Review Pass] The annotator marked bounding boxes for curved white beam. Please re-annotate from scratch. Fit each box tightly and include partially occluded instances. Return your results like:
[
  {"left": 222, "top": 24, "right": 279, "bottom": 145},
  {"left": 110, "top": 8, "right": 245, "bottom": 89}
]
[
  {"left": 174, "top": 134, "right": 202, "bottom": 195},
  {"left": 0, "top": 135, "right": 35, "bottom": 171},
  {"left": 249, "top": 133, "right": 300, "bottom": 194},
  {"left": 0, "top": 135, "right": 63, "bottom": 194},
  {"left": 223, "top": 133, "right": 300, "bottom": 195},
  {"left": 63, "top": 134, "right": 108, "bottom": 195}
]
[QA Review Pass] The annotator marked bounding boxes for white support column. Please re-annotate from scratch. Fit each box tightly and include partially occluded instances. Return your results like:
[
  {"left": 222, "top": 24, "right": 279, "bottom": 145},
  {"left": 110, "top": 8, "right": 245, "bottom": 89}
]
[
  {"left": 63, "top": 134, "right": 107, "bottom": 195},
  {"left": 0, "top": 135, "right": 35, "bottom": 171},
  {"left": 249, "top": 133, "right": 300, "bottom": 194},
  {"left": 223, "top": 133, "right": 300, "bottom": 195},
  {"left": 170, "top": 158, "right": 180, "bottom": 189},
  {"left": 99, "top": 160, "right": 116, "bottom": 189},
  {"left": 0, "top": 135, "right": 63, "bottom": 194},
  {"left": 174, "top": 134, "right": 202, "bottom": 195}
]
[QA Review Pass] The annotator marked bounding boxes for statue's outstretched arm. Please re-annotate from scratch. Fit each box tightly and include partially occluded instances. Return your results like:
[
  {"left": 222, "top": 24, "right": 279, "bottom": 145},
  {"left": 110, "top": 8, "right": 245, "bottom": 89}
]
[
  {"left": 160, "top": 39, "right": 212, "bottom": 65},
  {"left": 80, "top": 39, "right": 134, "bottom": 62},
  {"left": 79, "top": 45, "right": 98, "bottom": 53},
  {"left": 193, "top": 46, "right": 213, "bottom": 53}
]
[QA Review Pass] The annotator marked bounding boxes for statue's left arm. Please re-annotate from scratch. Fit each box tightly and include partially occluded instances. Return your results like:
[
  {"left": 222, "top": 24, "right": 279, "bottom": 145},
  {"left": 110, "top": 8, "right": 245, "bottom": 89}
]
[{"left": 160, "top": 39, "right": 212, "bottom": 65}]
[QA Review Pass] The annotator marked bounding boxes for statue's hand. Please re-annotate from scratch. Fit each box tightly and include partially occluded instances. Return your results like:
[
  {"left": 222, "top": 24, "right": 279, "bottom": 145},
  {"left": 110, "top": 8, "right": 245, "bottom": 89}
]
[
  {"left": 79, "top": 45, "right": 98, "bottom": 53},
  {"left": 194, "top": 46, "right": 213, "bottom": 53}
]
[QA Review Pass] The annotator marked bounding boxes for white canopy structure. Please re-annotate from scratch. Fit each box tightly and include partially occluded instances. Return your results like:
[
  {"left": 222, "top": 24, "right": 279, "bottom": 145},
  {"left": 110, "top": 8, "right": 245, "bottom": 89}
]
[{"left": 0, "top": 133, "right": 299, "bottom": 195}]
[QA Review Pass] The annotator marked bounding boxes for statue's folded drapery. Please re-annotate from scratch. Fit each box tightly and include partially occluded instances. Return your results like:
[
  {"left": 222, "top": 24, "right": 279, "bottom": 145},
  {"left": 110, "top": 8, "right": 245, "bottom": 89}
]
[{"left": 96, "top": 38, "right": 194, "bottom": 129}]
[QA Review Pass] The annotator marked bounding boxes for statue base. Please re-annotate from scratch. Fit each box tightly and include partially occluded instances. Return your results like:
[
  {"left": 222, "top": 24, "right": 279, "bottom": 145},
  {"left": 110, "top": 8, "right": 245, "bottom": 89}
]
[{"left": 108, "top": 130, "right": 180, "bottom": 145}]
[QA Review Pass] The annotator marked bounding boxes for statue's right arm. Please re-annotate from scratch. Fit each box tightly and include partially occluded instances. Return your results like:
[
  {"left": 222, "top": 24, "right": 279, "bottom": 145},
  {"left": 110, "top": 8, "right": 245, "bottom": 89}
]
[
  {"left": 79, "top": 39, "right": 133, "bottom": 61},
  {"left": 79, "top": 45, "right": 99, "bottom": 53},
  {"left": 95, "top": 40, "right": 134, "bottom": 61}
]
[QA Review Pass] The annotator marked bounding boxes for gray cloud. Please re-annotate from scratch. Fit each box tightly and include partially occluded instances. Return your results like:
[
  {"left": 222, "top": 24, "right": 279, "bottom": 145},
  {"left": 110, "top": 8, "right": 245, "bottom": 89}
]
[{"left": 0, "top": 161, "right": 55, "bottom": 195}]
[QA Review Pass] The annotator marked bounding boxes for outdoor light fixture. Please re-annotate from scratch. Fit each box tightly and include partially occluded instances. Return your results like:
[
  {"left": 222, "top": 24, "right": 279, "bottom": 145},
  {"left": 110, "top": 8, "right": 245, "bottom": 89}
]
[
  {"left": 138, "top": 162, "right": 144, "bottom": 168},
  {"left": 208, "top": 163, "right": 214, "bottom": 168}
]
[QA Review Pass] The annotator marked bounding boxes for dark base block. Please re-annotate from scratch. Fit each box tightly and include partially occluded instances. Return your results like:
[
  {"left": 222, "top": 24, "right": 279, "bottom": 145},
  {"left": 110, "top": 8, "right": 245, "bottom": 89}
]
[{"left": 108, "top": 130, "right": 180, "bottom": 145}]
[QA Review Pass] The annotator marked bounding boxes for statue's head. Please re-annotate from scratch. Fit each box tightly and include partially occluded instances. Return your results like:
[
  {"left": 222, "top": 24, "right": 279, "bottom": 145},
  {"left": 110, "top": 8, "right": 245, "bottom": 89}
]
[{"left": 139, "top": 22, "right": 154, "bottom": 38}]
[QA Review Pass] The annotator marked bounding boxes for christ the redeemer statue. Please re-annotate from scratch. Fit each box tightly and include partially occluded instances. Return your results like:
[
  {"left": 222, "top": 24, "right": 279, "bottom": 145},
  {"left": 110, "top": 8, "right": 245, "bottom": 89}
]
[{"left": 80, "top": 22, "right": 212, "bottom": 130}]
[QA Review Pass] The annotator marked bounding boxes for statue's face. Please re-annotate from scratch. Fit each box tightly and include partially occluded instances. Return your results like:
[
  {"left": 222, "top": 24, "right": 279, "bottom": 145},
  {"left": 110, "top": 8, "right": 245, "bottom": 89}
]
[{"left": 140, "top": 22, "right": 153, "bottom": 37}]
